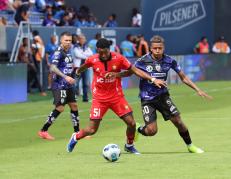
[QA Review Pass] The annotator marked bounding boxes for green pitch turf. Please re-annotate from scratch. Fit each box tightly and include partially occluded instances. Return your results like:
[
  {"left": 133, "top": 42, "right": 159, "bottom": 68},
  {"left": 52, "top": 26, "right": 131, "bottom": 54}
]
[{"left": 0, "top": 81, "right": 231, "bottom": 179}]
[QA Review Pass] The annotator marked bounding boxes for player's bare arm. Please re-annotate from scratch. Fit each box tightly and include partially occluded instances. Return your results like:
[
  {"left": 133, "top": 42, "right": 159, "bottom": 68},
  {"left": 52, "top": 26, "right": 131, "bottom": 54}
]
[
  {"left": 105, "top": 70, "right": 133, "bottom": 79},
  {"left": 130, "top": 66, "right": 167, "bottom": 88},
  {"left": 105, "top": 66, "right": 167, "bottom": 88},
  {"left": 178, "top": 71, "right": 213, "bottom": 100},
  {"left": 76, "top": 63, "right": 89, "bottom": 76},
  {"left": 50, "top": 64, "right": 75, "bottom": 85}
]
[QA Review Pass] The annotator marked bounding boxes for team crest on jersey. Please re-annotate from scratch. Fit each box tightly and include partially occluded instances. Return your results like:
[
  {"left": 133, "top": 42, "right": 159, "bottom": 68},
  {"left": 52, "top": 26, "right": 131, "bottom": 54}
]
[
  {"left": 146, "top": 65, "right": 153, "bottom": 72},
  {"left": 53, "top": 51, "right": 60, "bottom": 59},
  {"left": 155, "top": 64, "right": 161, "bottom": 72},
  {"left": 166, "top": 99, "right": 171, "bottom": 105},
  {"left": 144, "top": 116, "right": 150, "bottom": 122},
  {"left": 124, "top": 105, "right": 129, "bottom": 109},
  {"left": 112, "top": 65, "right": 117, "bottom": 70}
]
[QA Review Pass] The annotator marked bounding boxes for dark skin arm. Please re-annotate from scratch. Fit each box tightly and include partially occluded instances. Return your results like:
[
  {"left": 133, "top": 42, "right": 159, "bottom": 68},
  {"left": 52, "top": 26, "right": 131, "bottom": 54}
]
[
  {"left": 178, "top": 71, "right": 212, "bottom": 99},
  {"left": 76, "top": 63, "right": 89, "bottom": 76},
  {"left": 105, "top": 65, "right": 167, "bottom": 88}
]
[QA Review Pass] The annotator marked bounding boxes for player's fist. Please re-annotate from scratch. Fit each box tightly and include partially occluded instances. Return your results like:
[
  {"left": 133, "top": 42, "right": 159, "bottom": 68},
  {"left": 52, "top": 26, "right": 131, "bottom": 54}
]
[
  {"left": 152, "top": 78, "right": 167, "bottom": 88},
  {"left": 197, "top": 90, "right": 213, "bottom": 100},
  {"left": 105, "top": 72, "right": 118, "bottom": 79},
  {"left": 65, "top": 76, "right": 76, "bottom": 84}
]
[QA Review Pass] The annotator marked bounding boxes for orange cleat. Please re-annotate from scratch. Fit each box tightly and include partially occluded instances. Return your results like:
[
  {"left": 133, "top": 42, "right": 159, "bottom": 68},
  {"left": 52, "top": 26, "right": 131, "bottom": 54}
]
[
  {"left": 84, "top": 135, "right": 92, "bottom": 139},
  {"left": 40, "top": 92, "right": 47, "bottom": 96},
  {"left": 38, "top": 131, "right": 55, "bottom": 140}
]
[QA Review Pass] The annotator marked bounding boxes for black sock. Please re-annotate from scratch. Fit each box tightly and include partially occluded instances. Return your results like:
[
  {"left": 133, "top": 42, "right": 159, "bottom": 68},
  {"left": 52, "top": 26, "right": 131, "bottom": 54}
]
[
  {"left": 179, "top": 130, "right": 192, "bottom": 145},
  {"left": 41, "top": 109, "right": 61, "bottom": 131},
  {"left": 71, "top": 110, "right": 80, "bottom": 132},
  {"left": 138, "top": 126, "right": 148, "bottom": 136}
]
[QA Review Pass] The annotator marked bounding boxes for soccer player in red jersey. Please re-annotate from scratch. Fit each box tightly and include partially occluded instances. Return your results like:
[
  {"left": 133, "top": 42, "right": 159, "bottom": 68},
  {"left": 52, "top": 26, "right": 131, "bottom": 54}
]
[{"left": 67, "top": 38, "right": 166, "bottom": 154}]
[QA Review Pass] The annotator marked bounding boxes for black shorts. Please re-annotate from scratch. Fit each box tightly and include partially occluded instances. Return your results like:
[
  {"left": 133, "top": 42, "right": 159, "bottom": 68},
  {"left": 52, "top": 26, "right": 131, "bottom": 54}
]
[
  {"left": 141, "top": 92, "right": 180, "bottom": 124},
  {"left": 52, "top": 88, "right": 77, "bottom": 106}
]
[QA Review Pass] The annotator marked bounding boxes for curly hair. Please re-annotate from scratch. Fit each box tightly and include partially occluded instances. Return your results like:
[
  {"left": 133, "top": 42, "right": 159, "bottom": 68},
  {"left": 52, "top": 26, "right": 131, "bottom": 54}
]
[{"left": 96, "top": 38, "right": 111, "bottom": 49}]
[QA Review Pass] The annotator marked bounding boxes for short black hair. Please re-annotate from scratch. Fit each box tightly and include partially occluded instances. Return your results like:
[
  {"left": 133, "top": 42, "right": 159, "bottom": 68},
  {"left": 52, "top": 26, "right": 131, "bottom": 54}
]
[
  {"left": 95, "top": 33, "right": 101, "bottom": 40},
  {"left": 32, "top": 30, "right": 39, "bottom": 36},
  {"left": 96, "top": 38, "right": 111, "bottom": 49},
  {"left": 60, "top": 31, "right": 72, "bottom": 38}
]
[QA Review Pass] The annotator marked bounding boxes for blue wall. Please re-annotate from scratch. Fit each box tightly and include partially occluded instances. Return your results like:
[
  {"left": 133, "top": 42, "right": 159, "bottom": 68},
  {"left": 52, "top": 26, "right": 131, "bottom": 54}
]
[
  {"left": 0, "top": 63, "right": 27, "bottom": 104},
  {"left": 141, "top": 0, "right": 214, "bottom": 54}
]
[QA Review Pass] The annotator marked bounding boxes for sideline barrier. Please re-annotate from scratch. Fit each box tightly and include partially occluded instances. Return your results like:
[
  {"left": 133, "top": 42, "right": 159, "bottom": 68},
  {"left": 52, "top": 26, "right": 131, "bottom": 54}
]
[
  {"left": 0, "top": 63, "right": 27, "bottom": 104},
  {"left": 0, "top": 54, "right": 230, "bottom": 104},
  {"left": 122, "top": 54, "right": 231, "bottom": 89}
]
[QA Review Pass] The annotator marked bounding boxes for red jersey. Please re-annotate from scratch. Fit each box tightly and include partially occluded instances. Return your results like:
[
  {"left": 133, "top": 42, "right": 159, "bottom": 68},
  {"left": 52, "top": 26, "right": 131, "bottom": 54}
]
[
  {"left": 198, "top": 42, "right": 209, "bottom": 53},
  {"left": 85, "top": 52, "right": 132, "bottom": 102}
]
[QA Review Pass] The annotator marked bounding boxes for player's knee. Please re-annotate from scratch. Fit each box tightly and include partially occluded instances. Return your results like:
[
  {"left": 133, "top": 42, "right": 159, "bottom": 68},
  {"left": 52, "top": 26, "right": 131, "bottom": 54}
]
[
  {"left": 128, "top": 120, "right": 136, "bottom": 129},
  {"left": 89, "top": 127, "right": 98, "bottom": 135},
  {"left": 56, "top": 106, "right": 64, "bottom": 113},
  {"left": 71, "top": 104, "right": 78, "bottom": 110},
  {"left": 172, "top": 116, "right": 186, "bottom": 130},
  {"left": 146, "top": 125, "right": 158, "bottom": 136}
]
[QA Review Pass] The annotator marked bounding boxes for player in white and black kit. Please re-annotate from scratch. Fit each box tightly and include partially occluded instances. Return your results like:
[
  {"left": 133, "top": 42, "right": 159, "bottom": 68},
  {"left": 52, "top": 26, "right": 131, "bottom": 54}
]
[
  {"left": 118, "top": 35, "right": 212, "bottom": 153},
  {"left": 38, "top": 32, "right": 80, "bottom": 140}
]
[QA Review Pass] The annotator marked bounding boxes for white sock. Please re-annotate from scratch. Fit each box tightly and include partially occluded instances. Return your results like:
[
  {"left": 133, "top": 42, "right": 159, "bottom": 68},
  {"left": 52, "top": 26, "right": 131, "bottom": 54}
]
[{"left": 125, "top": 144, "right": 134, "bottom": 147}]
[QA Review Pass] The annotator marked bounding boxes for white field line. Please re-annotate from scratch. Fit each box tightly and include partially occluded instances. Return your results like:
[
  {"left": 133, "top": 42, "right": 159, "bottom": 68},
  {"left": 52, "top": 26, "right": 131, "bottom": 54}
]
[{"left": 1, "top": 87, "right": 231, "bottom": 124}]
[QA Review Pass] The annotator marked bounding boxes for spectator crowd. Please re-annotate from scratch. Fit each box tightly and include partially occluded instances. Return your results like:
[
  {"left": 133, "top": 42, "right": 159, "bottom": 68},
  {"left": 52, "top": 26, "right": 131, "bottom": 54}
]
[
  {"left": 194, "top": 36, "right": 230, "bottom": 54},
  {"left": 0, "top": 0, "right": 142, "bottom": 27}
]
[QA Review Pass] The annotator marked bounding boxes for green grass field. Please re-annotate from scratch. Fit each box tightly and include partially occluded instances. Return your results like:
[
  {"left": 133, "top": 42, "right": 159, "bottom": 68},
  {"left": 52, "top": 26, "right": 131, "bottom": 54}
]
[{"left": 0, "top": 81, "right": 231, "bottom": 179}]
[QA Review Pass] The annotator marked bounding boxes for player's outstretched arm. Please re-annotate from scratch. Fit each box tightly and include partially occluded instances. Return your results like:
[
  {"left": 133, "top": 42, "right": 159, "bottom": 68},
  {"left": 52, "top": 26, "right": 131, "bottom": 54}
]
[
  {"left": 50, "top": 64, "right": 76, "bottom": 84},
  {"left": 105, "top": 70, "right": 133, "bottom": 79},
  {"left": 178, "top": 71, "right": 213, "bottom": 100},
  {"left": 76, "top": 64, "right": 89, "bottom": 77},
  {"left": 130, "top": 66, "right": 167, "bottom": 88}
]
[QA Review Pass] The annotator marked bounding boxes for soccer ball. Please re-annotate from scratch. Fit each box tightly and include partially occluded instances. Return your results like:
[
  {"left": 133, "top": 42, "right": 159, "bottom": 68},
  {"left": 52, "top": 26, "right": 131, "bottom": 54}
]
[{"left": 102, "top": 144, "right": 121, "bottom": 162}]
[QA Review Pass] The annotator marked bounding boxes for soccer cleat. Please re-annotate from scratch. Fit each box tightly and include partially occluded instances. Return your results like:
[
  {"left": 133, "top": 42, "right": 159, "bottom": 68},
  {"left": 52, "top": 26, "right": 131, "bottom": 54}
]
[
  {"left": 67, "top": 133, "right": 78, "bottom": 152},
  {"left": 124, "top": 144, "right": 140, "bottom": 154},
  {"left": 38, "top": 131, "right": 55, "bottom": 140},
  {"left": 134, "top": 122, "right": 141, "bottom": 142},
  {"left": 187, "top": 144, "right": 204, "bottom": 154},
  {"left": 84, "top": 135, "right": 92, "bottom": 139},
  {"left": 40, "top": 92, "right": 47, "bottom": 96}
]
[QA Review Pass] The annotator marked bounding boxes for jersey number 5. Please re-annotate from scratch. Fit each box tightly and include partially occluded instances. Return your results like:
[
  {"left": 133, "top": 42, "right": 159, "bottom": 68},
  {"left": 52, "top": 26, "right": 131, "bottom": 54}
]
[{"left": 93, "top": 108, "right": 101, "bottom": 117}]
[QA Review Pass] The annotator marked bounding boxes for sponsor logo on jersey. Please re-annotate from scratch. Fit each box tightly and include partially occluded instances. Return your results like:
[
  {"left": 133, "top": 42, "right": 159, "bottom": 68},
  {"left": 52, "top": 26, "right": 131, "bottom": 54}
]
[
  {"left": 146, "top": 65, "right": 153, "bottom": 72},
  {"left": 152, "top": 0, "right": 206, "bottom": 31},
  {"left": 64, "top": 56, "right": 72, "bottom": 63},
  {"left": 151, "top": 73, "right": 166, "bottom": 78},
  {"left": 96, "top": 77, "right": 115, "bottom": 83},
  {"left": 63, "top": 68, "right": 73, "bottom": 74}
]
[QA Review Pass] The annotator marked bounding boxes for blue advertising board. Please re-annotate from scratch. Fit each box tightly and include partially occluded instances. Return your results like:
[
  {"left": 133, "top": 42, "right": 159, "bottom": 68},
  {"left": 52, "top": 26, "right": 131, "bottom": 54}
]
[
  {"left": 141, "top": 0, "right": 214, "bottom": 54},
  {"left": 0, "top": 63, "right": 27, "bottom": 104}
]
